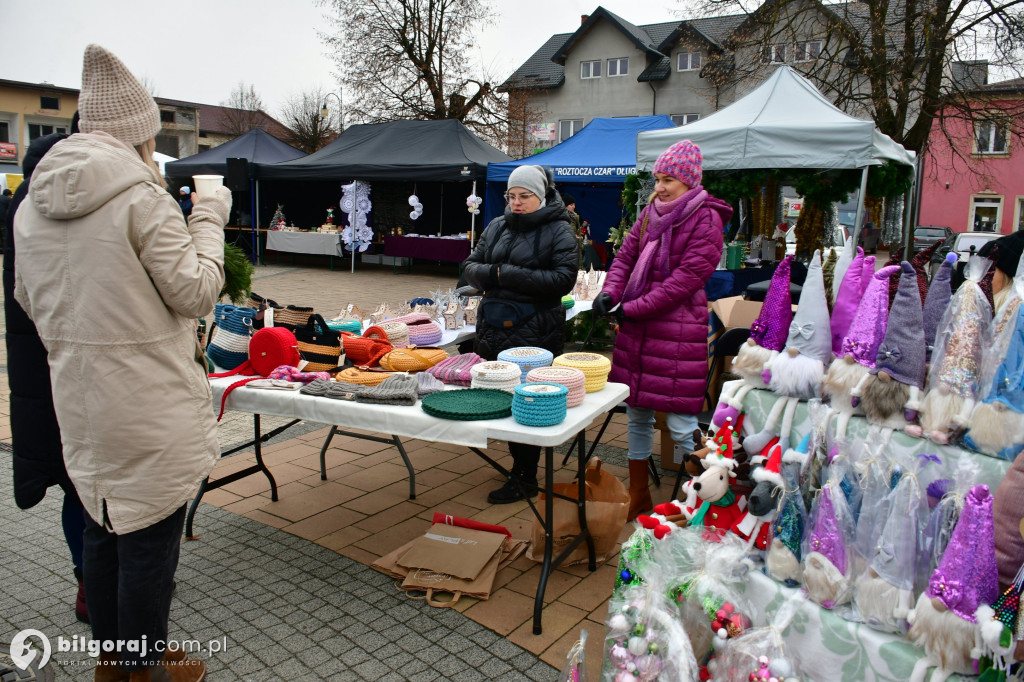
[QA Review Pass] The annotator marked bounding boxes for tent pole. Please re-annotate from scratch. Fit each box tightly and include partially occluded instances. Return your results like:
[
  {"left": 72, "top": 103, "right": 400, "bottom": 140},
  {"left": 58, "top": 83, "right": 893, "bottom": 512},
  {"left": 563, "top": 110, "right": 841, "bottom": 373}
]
[
  {"left": 851, "top": 166, "right": 869, "bottom": 247},
  {"left": 351, "top": 180, "right": 357, "bottom": 274},
  {"left": 470, "top": 180, "right": 476, "bottom": 245},
  {"left": 902, "top": 157, "right": 919, "bottom": 256},
  {"left": 439, "top": 184, "right": 444, "bottom": 237},
  {"left": 250, "top": 178, "right": 258, "bottom": 266}
]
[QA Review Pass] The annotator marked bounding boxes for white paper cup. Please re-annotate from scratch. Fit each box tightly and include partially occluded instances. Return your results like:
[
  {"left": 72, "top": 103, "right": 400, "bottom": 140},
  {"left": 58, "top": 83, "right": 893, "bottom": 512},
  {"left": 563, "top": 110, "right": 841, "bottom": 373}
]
[{"left": 193, "top": 175, "right": 224, "bottom": 199}]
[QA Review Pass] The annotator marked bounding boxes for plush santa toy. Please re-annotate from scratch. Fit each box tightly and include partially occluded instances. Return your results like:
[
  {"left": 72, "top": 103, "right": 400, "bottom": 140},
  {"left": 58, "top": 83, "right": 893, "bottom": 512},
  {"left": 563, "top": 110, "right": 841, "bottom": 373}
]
[
  {"left": 714, "top": 256, "right": 794, "bottom": 428},
  {"left": 745, "top": 250, "right": 832, "bottom": 455},
  {"left": 908, "top": 484, "right": 998, "bottom": 682}
]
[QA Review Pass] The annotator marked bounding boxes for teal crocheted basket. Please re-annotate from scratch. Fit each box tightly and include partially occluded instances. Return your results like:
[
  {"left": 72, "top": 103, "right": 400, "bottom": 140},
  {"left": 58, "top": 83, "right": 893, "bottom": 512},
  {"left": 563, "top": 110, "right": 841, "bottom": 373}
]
[
  {"left": 327, "top": 318, "right": 363, "bottom": 334},
  {"left": 512, "top": 383, "right": 568, "bottom": 427},
  {"left": 421, "top": 388, "right": 513, "bottom": 421}
]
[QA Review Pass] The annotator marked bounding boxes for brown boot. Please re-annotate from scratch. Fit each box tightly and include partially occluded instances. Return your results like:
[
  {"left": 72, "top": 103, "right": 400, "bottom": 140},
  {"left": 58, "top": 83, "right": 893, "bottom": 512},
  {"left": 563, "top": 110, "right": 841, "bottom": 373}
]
[
  {"left": 94, "top": 653, "right": 128, "bottom": 682},
  {"left": 627, "top": 458, "right": 653, "bottom": 521}
]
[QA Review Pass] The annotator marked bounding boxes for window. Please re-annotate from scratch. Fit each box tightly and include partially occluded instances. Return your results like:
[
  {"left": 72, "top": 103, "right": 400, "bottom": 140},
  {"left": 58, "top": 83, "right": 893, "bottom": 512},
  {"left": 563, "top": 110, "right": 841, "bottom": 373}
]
[
  {"left": 580, "top": 60, "right": 601, "bottom": 79},
  {"left": 40, "top": 96, "right": 59, "bottom": 110},
  {"left": 795, "top": 41, "right": 821, "bottom": 62},
  {"left": 677, "top": 52, "right": 702, "bottom": 71},
  {"left": 1017, "top": 197, "right": 1024, "bottom": 232},
  {"left": 762, "top": 44, "right": 786, "bottom": 63},
  {"left": 607, "top": 58, "right": 628, "bottom": 77},
  {"left": 976, "top": 119, "right": 1007, "bottom": 154},
  {"left": 28, "top": 124, "right": 53, "bottom": 140},
  {"left": 559, "top": 119, "right": 583, "bottom": 142},
  {"left": 671, "top": 114, "right": 700, "bottom": 126},
  {"left": 198, "top": 144, "right": 211, "bottom": 152},
  {"left": 0, "top": 121, "right": 8, "bottom": 143},
  {"left": 160, "top": 110, "right": 176, "bottom": 124},
  {"left": 970, "top": 196, "right": 1002, "bottom": 232}
]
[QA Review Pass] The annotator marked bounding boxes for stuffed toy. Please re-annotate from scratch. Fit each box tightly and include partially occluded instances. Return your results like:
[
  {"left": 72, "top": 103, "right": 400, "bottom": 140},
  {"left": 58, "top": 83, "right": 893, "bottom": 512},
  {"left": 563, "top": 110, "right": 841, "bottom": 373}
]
[
  {"left": 828, "top": 246, "right": 866, "bottom": 355},
  {"left": 683, "top": 419, "right": 751, "bottom": 543},
  {"left": 802, "top": 480, "right": 856, "bottom": 609},
  {"left": 830, "top": 238, "right": 858, "bottom": 307},
  {"left": 923, "top": 253, "right": 957, "bottom": 365},
  {"left": 734, "top": 439, "right": 784, "bottom": 552},
  {"left": 912, "top": 256, "right": 994, "bottom": 444},
  {"left": 745, "top": 250, "right": 831, "bottom": 455},
  {"left": 855, "top": 262, "right": 928, "bottom": 435},
  {"left": 714, "top": 256, "right": 793, "bottom": 428},
  {"left": 824, "top": 265, "right": 900, "bottom": 439},
  {"left": 765, "top": 453, "right": 807, "bottom": 587},
  {"left": 908, "top": 484, "right": 998, "bottom": 682}
]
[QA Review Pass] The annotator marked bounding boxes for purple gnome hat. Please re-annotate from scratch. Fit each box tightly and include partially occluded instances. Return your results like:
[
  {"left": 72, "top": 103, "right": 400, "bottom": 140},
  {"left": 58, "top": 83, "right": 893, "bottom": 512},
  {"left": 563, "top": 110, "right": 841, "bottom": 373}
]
[
  {"left": 860, "top": 256, "right": 876, "bottom": 297},
  {"left": 923, "top": 253, "right": 957, "bottom": 364},
  {"left": 925, "top": 484, "right": 998, "bottom": 622},
  {"left": 750, "top": 255, "right": 794, "bottom": 352},
  {"left": 872, "top": 262, "right": 927, "bottom": 389},
  {"left": 840, "top": 265, "right": 901, "bottom": 368},
  {"left": 830, "top": 247, "right": 866, "bottom": 354},
  {"left": 807, "top": 485, "right": 847, "bottom": 576}
]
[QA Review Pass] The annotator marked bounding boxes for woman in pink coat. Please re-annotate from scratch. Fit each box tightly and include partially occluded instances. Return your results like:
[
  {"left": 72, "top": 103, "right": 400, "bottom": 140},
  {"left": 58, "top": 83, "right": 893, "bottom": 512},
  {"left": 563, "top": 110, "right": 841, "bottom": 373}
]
[{"left": 593, "top": 140, "right": 732, "bottom": 519}]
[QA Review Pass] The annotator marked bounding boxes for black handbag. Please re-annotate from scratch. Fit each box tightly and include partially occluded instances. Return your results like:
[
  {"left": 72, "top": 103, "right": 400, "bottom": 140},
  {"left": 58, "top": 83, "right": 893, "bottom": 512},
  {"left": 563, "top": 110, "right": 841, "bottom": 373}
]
[{"left": 293, "top": 314, "right": 344, "bottom": 372}]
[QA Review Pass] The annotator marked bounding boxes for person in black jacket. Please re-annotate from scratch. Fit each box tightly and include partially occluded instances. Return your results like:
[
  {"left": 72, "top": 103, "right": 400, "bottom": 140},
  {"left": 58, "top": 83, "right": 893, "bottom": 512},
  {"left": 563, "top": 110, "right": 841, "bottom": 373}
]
[
  {"left": 463, "top": 165, "right": 579, "bottom": 503},
  {"left": 4, "top": 123, "right": 90, "bottom": 623}
]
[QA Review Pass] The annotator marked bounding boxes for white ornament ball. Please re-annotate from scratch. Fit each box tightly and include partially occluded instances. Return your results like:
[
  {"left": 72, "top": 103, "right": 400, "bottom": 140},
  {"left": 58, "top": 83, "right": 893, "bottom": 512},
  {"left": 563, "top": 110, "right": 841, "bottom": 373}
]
[
  {"left": 410, "top": 210, "right": 419, "bottom": 220},
  {"left": 414, "top": 202, "right": 423, "bottom": 211},
  {"left": 608, "top": 643, "right": 630, "bottom": 667},
  {"left": 408, "top": 195, "right": 419, "bottom": 206},
  {"left": 627, "top": 636, "right": 648, "bottom": 656},
  {"left": 769, "top": 657, "right": 793, "bottom": 678},
  {"left": 608, "top": 614, "right": 630, "bottom": 637}
]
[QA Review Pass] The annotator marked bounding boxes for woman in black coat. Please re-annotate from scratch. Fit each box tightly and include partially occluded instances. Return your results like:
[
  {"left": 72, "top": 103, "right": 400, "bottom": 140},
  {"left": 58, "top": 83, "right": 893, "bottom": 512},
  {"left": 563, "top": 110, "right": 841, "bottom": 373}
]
[
  {"left": 463, "top": 165, "right": 579, "bottom": 503},
  {"left": 4, "top": 129, "right": 89, "bottom": 622}
]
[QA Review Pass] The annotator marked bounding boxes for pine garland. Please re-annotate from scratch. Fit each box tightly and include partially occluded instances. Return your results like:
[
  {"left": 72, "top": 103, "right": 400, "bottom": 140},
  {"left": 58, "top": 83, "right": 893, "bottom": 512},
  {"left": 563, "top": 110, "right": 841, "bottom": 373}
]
[{"left": 221, "top": 243, "right": 254, "bottom": 304}]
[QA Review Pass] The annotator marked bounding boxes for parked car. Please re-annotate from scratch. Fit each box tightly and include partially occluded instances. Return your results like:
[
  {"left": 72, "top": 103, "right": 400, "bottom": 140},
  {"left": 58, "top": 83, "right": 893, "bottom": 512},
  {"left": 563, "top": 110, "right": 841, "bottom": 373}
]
[
  {"left": 914, "top": 225, "right": 954, "bottom": 253},
  {"left": 929, "top": 232, "right": 1000, "bottom": 290}
]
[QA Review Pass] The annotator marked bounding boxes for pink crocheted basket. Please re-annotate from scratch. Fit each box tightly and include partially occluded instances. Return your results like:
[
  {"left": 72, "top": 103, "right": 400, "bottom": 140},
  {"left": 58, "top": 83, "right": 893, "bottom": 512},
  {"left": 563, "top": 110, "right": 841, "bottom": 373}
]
[
  {"left": 390, "top": 312, "right": 443, "bottom": 346},
  {"left": 525, "top": 366, "right": 587, "bottom": 407}
]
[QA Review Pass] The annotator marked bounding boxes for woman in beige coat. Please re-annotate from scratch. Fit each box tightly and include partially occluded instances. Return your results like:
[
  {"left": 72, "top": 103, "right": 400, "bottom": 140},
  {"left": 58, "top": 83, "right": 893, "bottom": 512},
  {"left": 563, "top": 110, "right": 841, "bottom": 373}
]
[{"left": 14, "top": 45, "right": 227, "bottom": 682}]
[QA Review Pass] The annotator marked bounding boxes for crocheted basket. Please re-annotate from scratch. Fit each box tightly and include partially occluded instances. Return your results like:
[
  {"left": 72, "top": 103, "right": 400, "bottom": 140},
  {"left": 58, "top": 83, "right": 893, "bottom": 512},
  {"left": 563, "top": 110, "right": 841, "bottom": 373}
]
[
  {"left": 273, "top": 305, "right": 316, "bottom": 330},
  {"left": 363, "top": 322, "right": 410, "bottom": 349},
  {"left": 497, "top": 347, "right": 555, "bottom": 382},
  {"left": 208, "top": 304, "right": 256, "bottom": 370},
  {"left": 389, "top": 312, "right": 443, "bottom": 346},
  {"left": 333, "top": 367, "right": 397, "bottom": 386},
  {"left": 561, "top": 295, "right": 575, "bottom": 310},
  {"left": 379, "top": 346, "right": 449, "bottom": 372},
  {"left": 552, "top": 352, "right": 612, "bottom": 392},
  {"left": 512, "top": 383, "right": 569, "bottom": 427},
  {"left": 470, "top": 361, "right": 522, "bottom": 393},
  {"left": 326, "top": 318, "right": 363, "bottom": 334},
  {"left": 427, "top": 353, "right": 484, "bottom": 386},
  {"left": 421, "top": 388, "right": 514, "bottom": 421},
  {"left": 525, "top": 366, "right": 586, "bottom": 407}
]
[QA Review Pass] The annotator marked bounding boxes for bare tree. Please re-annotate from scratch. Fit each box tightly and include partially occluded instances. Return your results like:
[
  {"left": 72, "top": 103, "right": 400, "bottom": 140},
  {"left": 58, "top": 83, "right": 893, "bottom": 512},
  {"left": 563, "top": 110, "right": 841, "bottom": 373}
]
[
  {"left": 318, "top": 0, "right": 508, "bottom": 143},
  {"left": 139, "top": 75, "right": 158, "bottom": 97},
  {"left": 280, "top": 88, "right": 339, "bottom": 153},
  {"left": 221, "top": 82, "right": 266, "bottom": 137},
  {"left": 691, "top": 0, "right": 1024, "bottom": 156},
  {"left": 499, "top": 86, "right": 544, "bottom": 158}
]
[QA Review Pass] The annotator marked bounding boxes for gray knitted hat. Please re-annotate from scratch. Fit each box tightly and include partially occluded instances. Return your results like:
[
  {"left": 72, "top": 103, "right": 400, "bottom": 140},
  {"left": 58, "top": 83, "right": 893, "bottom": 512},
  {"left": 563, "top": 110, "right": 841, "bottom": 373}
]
[
  {"left": 785, "top": 250, "right": 832, "bottom": 364},
  {"left": 872, "top": 262, "right": 926, "bottom": 388},
  {"left": 79, "top": 44, "right": 161, "bottom": 146},
  {"left": 356, "top": 374, "right": 419, "bottom": 406},
  {"left": 923, "top": 253, "right": 956, "bottom": 363},
  {"left": 507, "top": 165, "right": 548, "bottom": 201},
  {"left": 417, "top": 371, "right": 446, "bottom": 397}
]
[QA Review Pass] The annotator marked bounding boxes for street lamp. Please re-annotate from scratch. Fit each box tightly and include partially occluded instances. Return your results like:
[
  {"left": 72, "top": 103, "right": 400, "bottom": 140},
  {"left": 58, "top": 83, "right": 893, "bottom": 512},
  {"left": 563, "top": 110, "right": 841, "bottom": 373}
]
[{"left": 320, "top": 91, "right": 343, "bottom": 130}]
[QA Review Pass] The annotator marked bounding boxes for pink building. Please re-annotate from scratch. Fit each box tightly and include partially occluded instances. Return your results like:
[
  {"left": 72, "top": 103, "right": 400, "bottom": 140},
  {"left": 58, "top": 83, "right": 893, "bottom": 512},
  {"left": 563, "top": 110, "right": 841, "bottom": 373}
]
[{"left": 919, "top": 76, "right": 1024, "bottom": 235}]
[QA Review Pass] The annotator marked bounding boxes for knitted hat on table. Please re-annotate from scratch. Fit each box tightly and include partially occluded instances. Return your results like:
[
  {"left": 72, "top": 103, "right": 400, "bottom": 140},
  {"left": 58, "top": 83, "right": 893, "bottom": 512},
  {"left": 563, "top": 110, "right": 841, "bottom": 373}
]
[
  {"left": 653, "top": 139, "right": 702, "bottom": 188},
  {"left": 840, "top": 265, "right": 900, "bottom": 368},
  {"left": 749, "top": 255, "right": 794, "bottom": 352},
  {"left": 830, "top": 247, "right": 865, "bottom": 355},
  {"left": 884, "top": 246, "right": 904, "bottom": 308},
  {"left": 911, "top": 241, "right": 941, "bottom": 305},
  {"left": 355, "top": 373, "right": 419, "bottom": 406},
  {"left": 78, "top": 45, "right": 161, "bottom": 147},
  {"left": 872, "top": 262, "right": 927, "bottom": 388},
  {"left": 925, "top": 484, "right": 998, "bottom": 621},
  {"left": 785, "top": 250, "right": 832, "bottom": 364},
  {"left": 924, "top": 253, "right": 957, "bottom": 364}
]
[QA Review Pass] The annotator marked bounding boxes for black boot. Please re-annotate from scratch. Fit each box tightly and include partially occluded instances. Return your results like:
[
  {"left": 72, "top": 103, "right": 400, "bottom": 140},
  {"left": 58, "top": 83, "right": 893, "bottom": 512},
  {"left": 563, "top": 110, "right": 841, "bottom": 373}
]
[{"left": 488, "top": 451, "right": 539, "bottom": 504}]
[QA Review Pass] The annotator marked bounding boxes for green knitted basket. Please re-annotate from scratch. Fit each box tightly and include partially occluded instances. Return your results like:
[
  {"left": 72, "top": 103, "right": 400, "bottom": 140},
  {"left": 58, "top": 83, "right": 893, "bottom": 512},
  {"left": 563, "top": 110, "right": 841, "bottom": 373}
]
[
  {"left": 561, "top": 295, "right": 575, "bottom": 310},
  {"left": 421, "top": 388, "right": 513, "bottom": 421}
]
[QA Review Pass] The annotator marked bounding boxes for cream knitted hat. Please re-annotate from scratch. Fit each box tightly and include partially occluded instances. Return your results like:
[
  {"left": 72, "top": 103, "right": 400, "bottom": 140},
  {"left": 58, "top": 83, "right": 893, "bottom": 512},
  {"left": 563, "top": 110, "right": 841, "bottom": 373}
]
[{"left": 78, "top": 44, "right": 161, "bottom": 147}]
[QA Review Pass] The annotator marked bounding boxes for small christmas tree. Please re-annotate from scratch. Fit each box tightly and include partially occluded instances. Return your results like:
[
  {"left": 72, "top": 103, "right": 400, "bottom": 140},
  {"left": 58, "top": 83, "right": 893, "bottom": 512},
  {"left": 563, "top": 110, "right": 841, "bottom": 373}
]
[{"left": 270, "top": 204, "right": 286, "bottom": 229}]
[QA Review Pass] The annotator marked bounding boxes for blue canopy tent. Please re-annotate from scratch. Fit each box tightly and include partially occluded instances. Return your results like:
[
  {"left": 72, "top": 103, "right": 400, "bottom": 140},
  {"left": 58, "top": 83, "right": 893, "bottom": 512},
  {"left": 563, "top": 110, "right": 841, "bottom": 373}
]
[{"left": 484, "top": 116, "right": 676, "bottom": 245}]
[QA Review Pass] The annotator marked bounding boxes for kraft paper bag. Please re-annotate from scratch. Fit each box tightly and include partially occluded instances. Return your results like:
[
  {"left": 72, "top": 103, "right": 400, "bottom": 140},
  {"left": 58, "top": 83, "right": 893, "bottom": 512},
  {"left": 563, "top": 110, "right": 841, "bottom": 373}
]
[
  {"left": 401, "top": 550, "right": 502, "bottom": 606},
  {"left": 395, "top": 523, "right": 506, "bottom": 580},
  {"left": 526, "top": 458, "right": 629, "bottom": 566}
]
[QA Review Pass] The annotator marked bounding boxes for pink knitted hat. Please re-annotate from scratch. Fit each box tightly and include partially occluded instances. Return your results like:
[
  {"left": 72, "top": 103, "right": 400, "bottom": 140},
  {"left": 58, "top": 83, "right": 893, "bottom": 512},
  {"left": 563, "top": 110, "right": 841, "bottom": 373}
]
[
  {"left": 749, "top": 255, "right": 794, "bottom": 352},
  {"left": 78, "top": 44, "right": 161, "bottom": 147},
  {"left": 653, "top": 140, "right": 702, "bottom": 188},
  {"left": 840, "top": 265, "right": 900, "bottom": 368},
  {"left": 830, "top": 247, "right": 865, "bottom": 355}
]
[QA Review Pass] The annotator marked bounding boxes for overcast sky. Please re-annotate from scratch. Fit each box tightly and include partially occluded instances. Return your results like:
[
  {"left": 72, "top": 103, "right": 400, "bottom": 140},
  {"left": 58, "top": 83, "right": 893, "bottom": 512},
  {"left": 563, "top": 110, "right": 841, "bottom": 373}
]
[{"left": 4, "top": 0, "right": 682, "bottom": 120}]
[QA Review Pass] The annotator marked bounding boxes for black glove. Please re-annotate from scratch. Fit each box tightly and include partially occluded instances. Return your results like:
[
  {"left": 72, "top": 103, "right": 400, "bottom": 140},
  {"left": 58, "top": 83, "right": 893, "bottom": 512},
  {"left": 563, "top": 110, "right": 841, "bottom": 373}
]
[{"left": 592, "top": 292, "right": 614, "bottom": 316}]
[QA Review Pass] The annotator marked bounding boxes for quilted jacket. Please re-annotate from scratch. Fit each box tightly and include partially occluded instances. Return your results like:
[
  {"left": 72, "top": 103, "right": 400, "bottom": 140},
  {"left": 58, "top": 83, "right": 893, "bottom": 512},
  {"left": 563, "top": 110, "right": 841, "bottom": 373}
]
[
  {"left": 463, "top": 187, "right": 578, "bottom": 360},
  {"left": 601, "top": 189, "right": 732, "bottom": 414}
]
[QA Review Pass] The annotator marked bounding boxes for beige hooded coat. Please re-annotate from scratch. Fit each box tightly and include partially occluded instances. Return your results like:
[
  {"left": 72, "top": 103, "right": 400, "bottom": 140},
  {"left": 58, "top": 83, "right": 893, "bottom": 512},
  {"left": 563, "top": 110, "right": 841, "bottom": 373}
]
[{"left": 14, "top": 132, "right": 226, "bottom": 534}]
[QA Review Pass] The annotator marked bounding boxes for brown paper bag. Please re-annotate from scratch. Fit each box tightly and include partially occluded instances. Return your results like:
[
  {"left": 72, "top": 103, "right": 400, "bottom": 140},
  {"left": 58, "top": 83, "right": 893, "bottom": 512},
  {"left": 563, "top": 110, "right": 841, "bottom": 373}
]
[
  {"left": 401, "top": 550, "right": 501, "bottom": 606},
  {"left": 373, "top": 533, "right": 529, "bottom": 580},
  {"left": 396, "top": 524, "right": 506, "bottom": 580},
  {"left": 526, "top": 458, "right": 629, "bottom": 566}
]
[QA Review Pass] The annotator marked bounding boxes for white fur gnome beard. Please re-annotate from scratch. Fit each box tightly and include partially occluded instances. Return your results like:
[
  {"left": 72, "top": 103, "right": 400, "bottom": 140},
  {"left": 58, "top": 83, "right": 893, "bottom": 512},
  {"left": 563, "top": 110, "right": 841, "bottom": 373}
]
[
  {"left": 767, "top": 350, "right": 824, "bottom": 401},
  {"left": 803, "top": 551, "right": 852, "bottom": 609},
  {"left": 766, "top": 538, "right": 802, "bottom": 584},
  {"left": 918, "top": 385, "right": 969, "bottom": 443},
  {"left": 907, "top": 593, "right": 979, "bottom": 681},
  {"left": 855, "top": 570, "right": 912, "bottom": 633},
  {"left": 968, "top": 401, "right": 1024, "bottom": 455},
  {"left": 731, "top": 342, "right": 774, "bottom": 389},
  {"left": 824, "top": 358, "right": 868, "bottom": 437}
]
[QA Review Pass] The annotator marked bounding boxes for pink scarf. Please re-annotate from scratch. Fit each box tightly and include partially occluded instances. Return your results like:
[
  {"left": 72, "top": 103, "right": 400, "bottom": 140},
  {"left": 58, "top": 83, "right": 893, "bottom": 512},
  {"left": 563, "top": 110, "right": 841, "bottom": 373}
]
[{"left": 622, "top": 187, "right": 708, "bottom": 303}]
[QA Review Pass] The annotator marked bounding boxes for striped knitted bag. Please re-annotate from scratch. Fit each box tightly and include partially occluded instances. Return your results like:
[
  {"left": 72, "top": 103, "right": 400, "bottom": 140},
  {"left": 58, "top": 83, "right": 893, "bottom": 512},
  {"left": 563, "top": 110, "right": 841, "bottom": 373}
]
[
  {"left": 207, "top": 304, "right": 256, "bottom": 370},
  {"left": 427, "top": 353, "right": 484, "bottom": 386}
]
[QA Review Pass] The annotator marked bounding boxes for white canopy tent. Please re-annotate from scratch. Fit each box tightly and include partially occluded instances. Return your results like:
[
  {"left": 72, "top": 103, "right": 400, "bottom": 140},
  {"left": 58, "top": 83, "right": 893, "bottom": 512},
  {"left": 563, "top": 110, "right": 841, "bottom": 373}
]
[
  {"left": 637, "top": 66, "right": 917, "bottom": 252},
  {"left": 153, "top": 152, "right": 177, "bottom": 177}
]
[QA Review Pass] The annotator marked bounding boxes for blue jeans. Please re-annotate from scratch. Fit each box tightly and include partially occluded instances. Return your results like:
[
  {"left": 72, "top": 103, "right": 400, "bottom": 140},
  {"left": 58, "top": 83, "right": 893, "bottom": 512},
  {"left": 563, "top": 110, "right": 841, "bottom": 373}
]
[
  {"left": 83, "top": 505, "right": 185, "bottom": 670},
  {"left": 626, "top": 406, "right": 698, "bottom": 461}
]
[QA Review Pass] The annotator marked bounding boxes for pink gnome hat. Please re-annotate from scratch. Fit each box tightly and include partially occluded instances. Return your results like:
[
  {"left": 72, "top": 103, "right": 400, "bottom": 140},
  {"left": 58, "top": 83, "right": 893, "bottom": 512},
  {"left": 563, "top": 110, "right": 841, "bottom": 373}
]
[
  {"left": 840, "top": 265, "right": 901, "bottom": 368},
  {"left": 749, "top": 255, "right": 794, "bottom": 352},
  {"left": 860, "top": 256, "right": 876, "bottom": 297},
  {"left": 807, "top": 485, "right": 847, "bottom": 576},
  {"left": 830, "top": 247, "right": 866, "bottom": 355}
]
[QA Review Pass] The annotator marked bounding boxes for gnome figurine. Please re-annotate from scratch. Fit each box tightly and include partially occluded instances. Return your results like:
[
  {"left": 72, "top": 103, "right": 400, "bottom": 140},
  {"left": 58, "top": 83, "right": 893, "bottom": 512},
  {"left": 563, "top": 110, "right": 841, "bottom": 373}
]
[
  {"left": 829, "top": 247, "right": 866, "bottom": 355},
  {"left": 924, "top": 253, "right": 957, "bottom": 365},
  {"left": 765, "top": 455, "right": 807, "bottom": 587},
  {"left": 912, "top": 256, "right": 994, "bottom": 443},
  {"left": 830, "top": 237, "right": 859, "bottom": 307},
  {"left": 714, "top": 255, "right": 794, "bottom": 427},
  {"left": 824, "top": 265, "right": 901, "bottom": 439},
  {"left": 908, "top": 484, "right": 998, "bottom": 682},
  {"left": 803, "top": 482, "right": 855, "bottom": 609},
  {"left": 855, "top": 262, "right": 928, "bottom": 434},
  {"left": 745, "top": 250, "right": 831, "bottom": 455}
]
